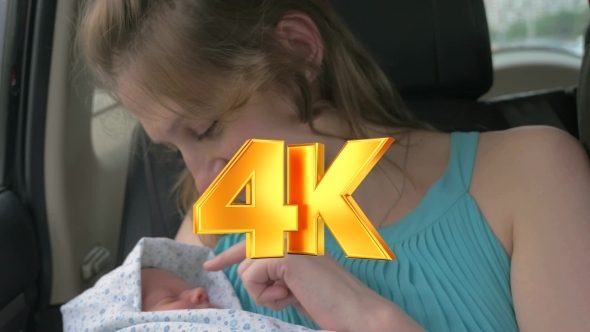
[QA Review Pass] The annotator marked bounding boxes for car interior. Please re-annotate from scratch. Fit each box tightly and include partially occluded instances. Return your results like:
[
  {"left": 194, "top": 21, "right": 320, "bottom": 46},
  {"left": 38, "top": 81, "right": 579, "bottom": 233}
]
[{"left": 0, "top": 0, "right": 588, "bottom": 331}]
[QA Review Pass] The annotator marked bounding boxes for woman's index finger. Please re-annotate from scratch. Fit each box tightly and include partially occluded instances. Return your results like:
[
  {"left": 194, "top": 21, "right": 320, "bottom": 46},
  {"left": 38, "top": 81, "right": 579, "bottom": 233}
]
[{"left": 203, "top": 240, "right": 247, "bottom": 271}]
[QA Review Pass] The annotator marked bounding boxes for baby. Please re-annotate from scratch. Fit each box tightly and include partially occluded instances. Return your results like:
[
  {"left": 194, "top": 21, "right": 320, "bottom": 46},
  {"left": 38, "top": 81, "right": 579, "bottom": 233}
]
[
  {"left": 141, "top": 267, "right": 219, "bottom": 311},
  {"left": 61, "top": 237, "right": 326, "bottom": 332}
]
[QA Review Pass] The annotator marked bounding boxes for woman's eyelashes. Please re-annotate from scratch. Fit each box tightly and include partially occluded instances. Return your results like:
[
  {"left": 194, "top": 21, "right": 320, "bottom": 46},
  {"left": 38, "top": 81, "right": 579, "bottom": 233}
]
[
  {"left": 160, "top": 120, "right": 219, "bottom": 156},
  {"left": 195, "top": 120, "right": 219, "bottom": 142}
]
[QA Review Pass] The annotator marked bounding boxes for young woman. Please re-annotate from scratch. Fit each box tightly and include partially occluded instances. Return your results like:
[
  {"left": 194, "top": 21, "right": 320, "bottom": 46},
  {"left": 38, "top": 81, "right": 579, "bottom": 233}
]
[{"left": 77, "top": 1, "right": 590, "bottom": 331}]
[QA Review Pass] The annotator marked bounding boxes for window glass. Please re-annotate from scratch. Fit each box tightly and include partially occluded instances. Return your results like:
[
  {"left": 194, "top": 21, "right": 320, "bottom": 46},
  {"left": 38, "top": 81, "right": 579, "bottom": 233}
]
[
  {"left": 484, "top": 0, "right": 590, "bottom": 56},
  {"left": 92, "top": 88, "right": 119, "bottom": 116},
  {"left": 90, "top": 87, "right": 137, "bottom": 159}
]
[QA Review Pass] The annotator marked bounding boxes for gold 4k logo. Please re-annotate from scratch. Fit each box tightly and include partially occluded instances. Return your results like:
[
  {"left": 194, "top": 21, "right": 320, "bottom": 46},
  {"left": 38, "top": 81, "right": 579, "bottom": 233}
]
[{"left": 193, "top": 138, "right": 395, "bottom": 260}]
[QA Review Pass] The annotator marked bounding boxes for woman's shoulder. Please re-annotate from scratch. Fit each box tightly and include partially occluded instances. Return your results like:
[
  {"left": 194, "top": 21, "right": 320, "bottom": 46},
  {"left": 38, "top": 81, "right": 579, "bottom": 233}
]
[
  {"left": 470, "top": 126, "right": 589, "bottom": 255},
  {"left": 475, "top": 128, "right": 590, "bottom": 331},
  {"left": 472, "top": 125, "right": 588, "bottom": 206},
  {"left": 476, "top": 126, "right": 587, "bottom": 177},
  {"left": 413, "top": 125, "right": 588, "bottom": 190}
]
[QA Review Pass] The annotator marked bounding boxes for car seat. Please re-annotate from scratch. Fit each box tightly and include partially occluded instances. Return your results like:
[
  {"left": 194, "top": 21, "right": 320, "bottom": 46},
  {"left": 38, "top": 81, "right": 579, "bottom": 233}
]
[{"left": 578, "top": 22, "right": 590, "bottom": 151}]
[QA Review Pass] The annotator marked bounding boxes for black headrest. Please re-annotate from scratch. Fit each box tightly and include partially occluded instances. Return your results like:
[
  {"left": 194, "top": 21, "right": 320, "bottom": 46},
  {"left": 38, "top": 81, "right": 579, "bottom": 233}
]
[{"left": 333, "top": 0, "right": 493, "bottom": 101}]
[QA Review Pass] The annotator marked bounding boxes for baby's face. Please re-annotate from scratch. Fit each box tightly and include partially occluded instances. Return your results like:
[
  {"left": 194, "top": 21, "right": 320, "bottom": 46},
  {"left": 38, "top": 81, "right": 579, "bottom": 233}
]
[{"left": 141, "top": 268, "right": 219, "bottom": 311}]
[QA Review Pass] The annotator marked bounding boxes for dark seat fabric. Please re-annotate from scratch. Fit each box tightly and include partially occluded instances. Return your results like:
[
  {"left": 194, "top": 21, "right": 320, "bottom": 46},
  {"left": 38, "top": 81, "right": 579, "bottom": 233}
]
[
  {"left": 408, "top": 100, "right": 510, "bottom": 132},
  {"left": 116, "top": 0, "right": 580, "bottom": 262},
  {"left": 331, "top": 1, "right": 493, "bottom": 100},
  {"left": 117, "top": 125, "right": 185, "bottom": 264},
  {"left": 490, "top": 87, "right": 578, "bottom": 137},
  {"left": 578, "top": 23, "right": 590, "bottom": 151},
  {"left": 408, "top": 87, "right": 577, "bottom": 133}
]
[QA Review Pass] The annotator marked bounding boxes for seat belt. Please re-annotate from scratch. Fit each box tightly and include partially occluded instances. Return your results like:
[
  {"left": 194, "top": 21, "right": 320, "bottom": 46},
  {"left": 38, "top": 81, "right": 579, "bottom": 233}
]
[
  {"left": 500, "top": 102, "right": 567, "bottom": 131},
  {"left": 140, "top": 131, "right": 171, "bottom": 238}
]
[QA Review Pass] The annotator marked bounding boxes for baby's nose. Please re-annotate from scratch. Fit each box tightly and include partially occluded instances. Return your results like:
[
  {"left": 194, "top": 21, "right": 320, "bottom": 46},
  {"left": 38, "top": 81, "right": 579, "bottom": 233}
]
[{"left": 189, "top": 287, "right": 210, "bottom": 304}]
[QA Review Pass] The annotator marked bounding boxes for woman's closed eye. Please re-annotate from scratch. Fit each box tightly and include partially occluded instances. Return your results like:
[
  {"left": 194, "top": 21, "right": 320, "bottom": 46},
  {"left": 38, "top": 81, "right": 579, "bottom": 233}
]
[
  {"left": 157, "top": 120, "right": 220, "bottom": 157},
  {"left": 195, "top": 120, "right": 219, "bottom": 141}
]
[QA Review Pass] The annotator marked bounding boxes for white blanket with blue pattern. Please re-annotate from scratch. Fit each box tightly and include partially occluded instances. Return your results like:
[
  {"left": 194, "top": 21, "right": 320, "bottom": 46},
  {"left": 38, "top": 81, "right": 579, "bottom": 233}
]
[{"left": 61, "top": 237, "right": 325, "bottom": 332}]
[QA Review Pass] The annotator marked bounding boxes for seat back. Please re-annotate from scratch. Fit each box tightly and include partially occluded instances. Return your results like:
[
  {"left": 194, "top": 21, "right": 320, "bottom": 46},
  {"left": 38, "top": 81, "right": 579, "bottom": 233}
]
[
  {"left": 332, "top": 1, "right": 577, "bottom": 134},
  {"left": 331, "top": 1, "right": 493, "bottom": 101},
  {"left": 578, "top": 23, "right": 590, "bottom": 151}
]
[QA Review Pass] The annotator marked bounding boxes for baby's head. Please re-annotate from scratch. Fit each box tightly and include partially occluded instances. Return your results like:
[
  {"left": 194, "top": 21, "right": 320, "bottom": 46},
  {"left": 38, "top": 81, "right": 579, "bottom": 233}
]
[{"left": 141, "top": 268, "right": 219, "bottom": 311}]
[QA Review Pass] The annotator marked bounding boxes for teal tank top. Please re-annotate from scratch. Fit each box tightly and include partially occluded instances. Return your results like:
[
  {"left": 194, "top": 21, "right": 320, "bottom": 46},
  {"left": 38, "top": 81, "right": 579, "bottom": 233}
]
[{"left": 214, "top": 132, "right": 519, "bottom": 331}]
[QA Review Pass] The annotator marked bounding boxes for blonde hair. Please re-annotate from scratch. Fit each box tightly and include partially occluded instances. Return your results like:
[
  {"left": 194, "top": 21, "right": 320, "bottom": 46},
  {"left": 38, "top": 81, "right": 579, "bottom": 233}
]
[{"left": 77, "top": 0, "right": 430, "bottom": 248}]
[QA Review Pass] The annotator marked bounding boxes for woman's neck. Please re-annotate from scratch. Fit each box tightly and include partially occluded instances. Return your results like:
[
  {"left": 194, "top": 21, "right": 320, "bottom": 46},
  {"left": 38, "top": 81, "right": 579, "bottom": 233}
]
[{"left": 310, "top": 113, "right": 415, "bottom": 228}]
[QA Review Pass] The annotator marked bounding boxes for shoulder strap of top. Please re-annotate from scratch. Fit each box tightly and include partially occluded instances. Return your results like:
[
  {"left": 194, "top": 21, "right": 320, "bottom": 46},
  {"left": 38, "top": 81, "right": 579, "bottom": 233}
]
[{"left": 448, "top": 131, "right": 480, "bottom": 191}]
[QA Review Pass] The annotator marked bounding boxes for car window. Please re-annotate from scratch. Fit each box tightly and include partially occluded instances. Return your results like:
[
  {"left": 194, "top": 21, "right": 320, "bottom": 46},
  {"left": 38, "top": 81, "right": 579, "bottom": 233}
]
[
  {"left": 484, "top": 0, "right": 590, "bottom": 56},
  {"left": 90, "top": 87, "right": 137, "bottom": 168}
]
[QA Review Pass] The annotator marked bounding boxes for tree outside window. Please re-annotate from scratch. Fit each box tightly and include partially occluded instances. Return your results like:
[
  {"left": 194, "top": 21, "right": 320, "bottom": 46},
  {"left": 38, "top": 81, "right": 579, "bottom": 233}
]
[{"left": 484, "top": 0, "right": 590, "bottom": 55}]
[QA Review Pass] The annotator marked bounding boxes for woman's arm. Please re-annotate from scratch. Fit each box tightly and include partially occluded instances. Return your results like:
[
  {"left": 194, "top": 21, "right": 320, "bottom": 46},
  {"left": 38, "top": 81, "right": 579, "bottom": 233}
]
[
  {"left": 492, "top": 127, "right": 590, "bottom": 331},
  {"left": 205, "top": 241, "right": 425, "bottom": 332},
  {"left": 174, "top": 212, "right": 205, "bottom": 247}
]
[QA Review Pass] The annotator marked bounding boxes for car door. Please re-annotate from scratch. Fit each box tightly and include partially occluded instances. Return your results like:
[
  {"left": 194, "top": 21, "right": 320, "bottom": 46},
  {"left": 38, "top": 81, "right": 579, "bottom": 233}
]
[{"left": 0, "top": 0, "right": 57, "bottom": 331}]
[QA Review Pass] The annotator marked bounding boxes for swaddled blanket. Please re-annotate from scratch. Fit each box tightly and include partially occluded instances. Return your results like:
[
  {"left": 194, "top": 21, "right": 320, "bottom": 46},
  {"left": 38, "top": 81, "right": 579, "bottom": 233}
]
[{"left": 61, "top": 238, "right": 325, "bottom": 332}]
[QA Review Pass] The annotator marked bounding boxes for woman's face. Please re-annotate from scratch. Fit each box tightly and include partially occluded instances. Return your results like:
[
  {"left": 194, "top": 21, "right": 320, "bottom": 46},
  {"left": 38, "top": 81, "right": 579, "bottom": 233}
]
[{"left": 118, "top": 80, "right": 349, "bottom": 196}]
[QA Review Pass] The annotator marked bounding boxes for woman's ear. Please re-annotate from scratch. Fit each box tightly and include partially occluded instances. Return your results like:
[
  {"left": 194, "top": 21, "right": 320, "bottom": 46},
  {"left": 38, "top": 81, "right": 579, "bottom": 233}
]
[{"left": 274, "top": 11, "right": 324, "bottom": 82}]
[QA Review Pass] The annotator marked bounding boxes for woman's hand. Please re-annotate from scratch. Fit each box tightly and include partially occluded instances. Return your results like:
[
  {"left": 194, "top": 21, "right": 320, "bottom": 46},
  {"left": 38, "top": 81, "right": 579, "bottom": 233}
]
[{"left": 204, "top": 240, "right": 425, "bottom": 332}]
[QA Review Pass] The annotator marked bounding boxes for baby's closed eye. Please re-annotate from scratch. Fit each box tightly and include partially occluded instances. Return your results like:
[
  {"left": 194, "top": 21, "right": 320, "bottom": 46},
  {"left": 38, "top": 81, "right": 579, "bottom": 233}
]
[{"left": 153, "top": 296, "right": 178, "bottom": 308}]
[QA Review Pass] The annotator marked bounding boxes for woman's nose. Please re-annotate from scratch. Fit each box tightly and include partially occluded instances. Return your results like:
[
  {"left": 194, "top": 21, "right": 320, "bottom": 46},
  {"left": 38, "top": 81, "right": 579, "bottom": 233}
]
[{"left": 192, "top": 158, "right": 228, "bottom": 194}]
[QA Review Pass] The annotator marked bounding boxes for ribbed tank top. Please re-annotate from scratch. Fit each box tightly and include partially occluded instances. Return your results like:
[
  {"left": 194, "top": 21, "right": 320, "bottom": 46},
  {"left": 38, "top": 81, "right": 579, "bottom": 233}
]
[{"left": 214, "top": 132, "right": 518, "bottom": 331}]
